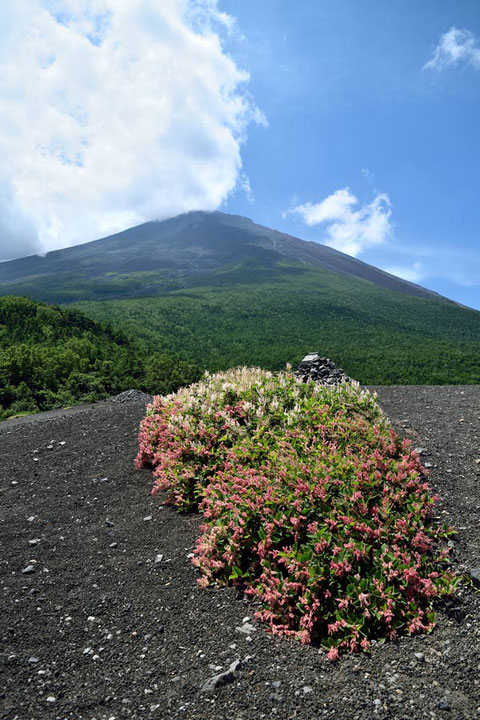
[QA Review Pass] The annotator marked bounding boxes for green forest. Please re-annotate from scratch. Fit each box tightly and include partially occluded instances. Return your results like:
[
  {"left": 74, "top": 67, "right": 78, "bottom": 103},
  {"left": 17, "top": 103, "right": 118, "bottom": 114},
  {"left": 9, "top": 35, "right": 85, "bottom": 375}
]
[
  {"left": 2, "top": 260, "right": 480, "bottom": 421},
  {"left": 0, "top": 296, "right": 200, "bottom": 421},
  {"left": 73, "top": 265, "right": 480, "bottom": 386}
]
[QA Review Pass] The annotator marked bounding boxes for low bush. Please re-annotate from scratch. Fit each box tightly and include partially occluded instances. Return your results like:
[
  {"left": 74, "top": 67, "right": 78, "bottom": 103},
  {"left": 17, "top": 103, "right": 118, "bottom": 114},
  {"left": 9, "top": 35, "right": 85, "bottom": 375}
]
[{"left": 136, "top": 368, "right": 457, "bottom": 658}]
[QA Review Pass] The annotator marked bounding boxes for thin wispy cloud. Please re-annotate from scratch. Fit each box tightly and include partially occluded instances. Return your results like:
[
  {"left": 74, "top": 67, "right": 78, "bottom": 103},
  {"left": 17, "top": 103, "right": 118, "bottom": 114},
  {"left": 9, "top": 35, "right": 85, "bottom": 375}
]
[
  {"left": 361, "top": 168, "right": 374, "bottom": 185},
  {"left": 0, "top": 0, "right": 264, "bottom": 260},
  {"left": 239, "top": 174, "right": 255, "bottom": 204},
  {"left": 287, "top": 188, "right": 393, "bottom": 257},
  {"left": 382, "top": 261, "right": 424, "bottom": 284},
  {"left": 372, "top": 245, "right": 480, "bottom": 290},
  {"left": 424, "top": 27, "right": 480, "bottom": 72}
]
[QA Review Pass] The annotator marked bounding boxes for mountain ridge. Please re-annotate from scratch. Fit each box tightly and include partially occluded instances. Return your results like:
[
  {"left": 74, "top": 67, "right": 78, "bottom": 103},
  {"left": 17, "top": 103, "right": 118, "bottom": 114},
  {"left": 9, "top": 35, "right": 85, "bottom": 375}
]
[
  {"left": 0, "top": 211, "right": 456, "bottom": 305},
  {"left": 2, "top": 210, "right": 480, "bottom": 385}
]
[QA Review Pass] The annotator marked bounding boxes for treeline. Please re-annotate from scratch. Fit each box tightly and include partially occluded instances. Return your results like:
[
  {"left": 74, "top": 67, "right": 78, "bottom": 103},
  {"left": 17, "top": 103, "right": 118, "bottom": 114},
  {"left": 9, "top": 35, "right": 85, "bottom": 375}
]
[{"left": 0, "top": 296, "right": 200, "bottom": 421}]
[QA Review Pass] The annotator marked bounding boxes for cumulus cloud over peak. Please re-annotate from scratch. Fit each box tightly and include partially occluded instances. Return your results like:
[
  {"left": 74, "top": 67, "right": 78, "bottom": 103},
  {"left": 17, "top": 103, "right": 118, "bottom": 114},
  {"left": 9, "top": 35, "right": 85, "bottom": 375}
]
[
  {"left": 424, "top": 27, "right": 480, "bottom": 71},
  {"left": 288, "top": 188, "right": 393, "bottom": 257},
  {"left": 0, "top": 0, "right": 262, "bottom": 260}
]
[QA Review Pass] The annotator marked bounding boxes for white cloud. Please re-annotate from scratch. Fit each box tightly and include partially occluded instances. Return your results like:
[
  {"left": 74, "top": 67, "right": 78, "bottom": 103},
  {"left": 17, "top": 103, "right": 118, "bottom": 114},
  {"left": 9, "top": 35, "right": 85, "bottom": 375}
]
[
  {"left": 424, "top": 27, "right": 480, "bottom": 71},
  {"left": 361, "top": 168, "right": 374, "bottom": 184},
  {"left": 288, "top": 188, "right": 393, "bottom": 257},
  {"left": 382, "top": 261, "right": 424, "bottom": 284},
  {"left": 0, "top": 0, "right": 263, "bottom": 260},
  {"left": 239, "top": 174, "right": 255, "bottom": 204}
]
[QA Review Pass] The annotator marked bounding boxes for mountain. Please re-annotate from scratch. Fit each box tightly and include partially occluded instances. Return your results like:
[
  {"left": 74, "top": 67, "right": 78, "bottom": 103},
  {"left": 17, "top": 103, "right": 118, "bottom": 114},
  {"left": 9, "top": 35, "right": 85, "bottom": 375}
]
[
  {"left": 0, "top": 211, "right": 449, "bottom": 303},
  {"left": 1, "top": 211, "right": 479, "bottom": 385}
]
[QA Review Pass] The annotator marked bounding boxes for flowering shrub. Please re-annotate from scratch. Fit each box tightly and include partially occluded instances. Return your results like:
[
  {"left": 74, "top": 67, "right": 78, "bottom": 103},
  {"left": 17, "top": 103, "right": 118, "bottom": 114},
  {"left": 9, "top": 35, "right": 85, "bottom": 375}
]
[{"left": 137, "top": 368, "right": 457, "bottom": 658}]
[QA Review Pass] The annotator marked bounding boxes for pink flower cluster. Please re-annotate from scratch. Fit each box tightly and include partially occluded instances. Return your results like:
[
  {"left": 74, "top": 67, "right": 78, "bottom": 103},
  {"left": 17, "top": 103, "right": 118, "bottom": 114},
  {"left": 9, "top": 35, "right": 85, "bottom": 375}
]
[{"left": 137, "top": 368, "right": 457, "bottom": 657}]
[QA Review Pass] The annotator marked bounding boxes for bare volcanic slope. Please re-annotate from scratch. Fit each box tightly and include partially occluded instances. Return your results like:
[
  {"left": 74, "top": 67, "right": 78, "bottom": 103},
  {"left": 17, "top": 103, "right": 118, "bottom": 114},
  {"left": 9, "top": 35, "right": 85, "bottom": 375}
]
[
  {"left": 1, "top": 386, "right": 479, "bottom": 720},
  {"left": 0, "top": 211, "right": 448, "bottom": 303}
]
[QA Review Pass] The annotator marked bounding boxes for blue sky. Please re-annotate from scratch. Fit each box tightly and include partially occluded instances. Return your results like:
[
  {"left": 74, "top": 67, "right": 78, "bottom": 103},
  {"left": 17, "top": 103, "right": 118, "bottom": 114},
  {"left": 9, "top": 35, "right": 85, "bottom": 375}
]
[
  {"left": 0, "top": 1, "right": 479, "bottom": 309},
  {"left": 221, "top": 0, "right": 480, "bottom": 309}
]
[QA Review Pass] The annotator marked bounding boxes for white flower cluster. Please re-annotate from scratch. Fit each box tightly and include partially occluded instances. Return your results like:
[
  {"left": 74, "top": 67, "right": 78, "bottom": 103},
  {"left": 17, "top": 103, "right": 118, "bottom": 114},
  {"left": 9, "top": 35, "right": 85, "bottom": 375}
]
[{"left": 147, "top": 365, "right": 387, "bottom": 433}]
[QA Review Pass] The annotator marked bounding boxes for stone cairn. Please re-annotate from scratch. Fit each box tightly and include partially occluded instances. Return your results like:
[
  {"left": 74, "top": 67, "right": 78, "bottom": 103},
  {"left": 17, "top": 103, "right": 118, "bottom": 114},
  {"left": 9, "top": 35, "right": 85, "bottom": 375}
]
[
  {"left": 109, "top": 389, "right": 154, "bottom": 404},
  {"left": 295, "top": 353, "right": 351, "bottom": 385}
]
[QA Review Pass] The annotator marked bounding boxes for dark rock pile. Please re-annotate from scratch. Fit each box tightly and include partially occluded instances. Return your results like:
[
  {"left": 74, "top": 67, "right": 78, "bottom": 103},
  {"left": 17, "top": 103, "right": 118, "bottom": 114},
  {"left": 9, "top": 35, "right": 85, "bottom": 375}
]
[
  {"left": 295, "top": 353, "right": 351, "bottom": 385},
  {"left": 109, "top": 389, "right": 154, "bottom": 404}
]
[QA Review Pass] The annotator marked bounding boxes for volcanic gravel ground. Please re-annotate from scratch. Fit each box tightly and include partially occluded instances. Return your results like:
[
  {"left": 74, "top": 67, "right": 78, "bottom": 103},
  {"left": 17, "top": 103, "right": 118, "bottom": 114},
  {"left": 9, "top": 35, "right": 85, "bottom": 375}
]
[{"left": 1, "top": 387, "right": 479, "bottom": 720}]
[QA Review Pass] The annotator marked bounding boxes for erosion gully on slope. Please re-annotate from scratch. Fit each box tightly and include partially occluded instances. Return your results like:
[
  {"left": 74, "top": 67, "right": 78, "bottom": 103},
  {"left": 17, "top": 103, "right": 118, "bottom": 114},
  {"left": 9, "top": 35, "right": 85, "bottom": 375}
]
[{"left": 0, "top": 386, "right": 479, "bottom": 720}]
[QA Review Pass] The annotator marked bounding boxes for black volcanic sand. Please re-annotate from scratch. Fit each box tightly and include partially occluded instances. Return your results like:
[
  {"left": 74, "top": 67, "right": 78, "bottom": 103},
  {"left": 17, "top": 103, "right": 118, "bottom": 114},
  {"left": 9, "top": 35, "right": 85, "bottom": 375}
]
[{"left": 1, "top": 387, "right": 479, "bottom": 720}]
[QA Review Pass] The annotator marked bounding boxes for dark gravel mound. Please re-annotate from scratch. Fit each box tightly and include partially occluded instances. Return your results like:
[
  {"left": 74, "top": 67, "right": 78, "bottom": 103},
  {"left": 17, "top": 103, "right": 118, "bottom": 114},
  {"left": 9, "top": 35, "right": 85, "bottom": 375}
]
[
  {"left": 109, "top": 389, "right": 154, "bottom": 405},
  {"left": 1, "top": 387, "right": 479, "bottom": 719},
  {"left": 296, "top": 353, "right": 351, "bottom": 384}
]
